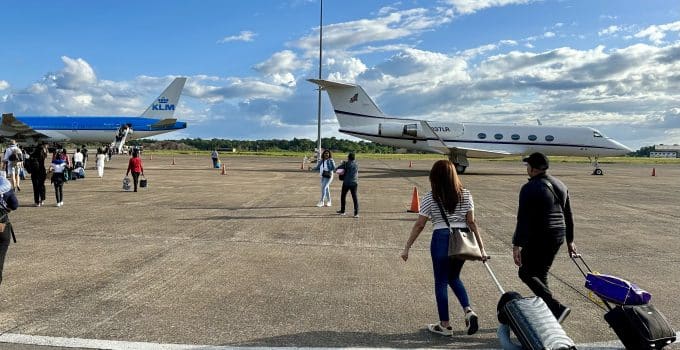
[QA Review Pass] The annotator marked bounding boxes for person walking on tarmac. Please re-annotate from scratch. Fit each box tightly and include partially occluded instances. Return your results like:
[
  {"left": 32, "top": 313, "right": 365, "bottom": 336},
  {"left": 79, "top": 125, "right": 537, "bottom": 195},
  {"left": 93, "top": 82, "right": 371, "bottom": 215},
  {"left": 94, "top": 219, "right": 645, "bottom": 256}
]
[
  {"left": 336, "top": 152, "right": 359, "bottom": 217},
  {"left": 29, "top": 143, "right": 48, "bottom": 207},
  {"left": 401, "top": 160, "right": 488, "bottom": 337},
  {"left": 512, "top": 152, "right": 578, "bottom": 324},
  {"left": 125, "top": 150, "right": 144, "bottom": 192},
  {"left": 0, "top": 172, "right": 19, "bottom": 287}
]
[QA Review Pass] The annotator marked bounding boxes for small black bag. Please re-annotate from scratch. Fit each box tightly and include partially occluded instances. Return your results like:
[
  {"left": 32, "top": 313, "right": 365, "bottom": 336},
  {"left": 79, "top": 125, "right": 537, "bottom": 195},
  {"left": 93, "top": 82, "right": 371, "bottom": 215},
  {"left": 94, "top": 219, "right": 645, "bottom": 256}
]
[
  {"left": 321, "top": 170, "right": 331, "bottom": 178},
  {"left": 140, "top": 178, "right": 148, "bottom": 188}
]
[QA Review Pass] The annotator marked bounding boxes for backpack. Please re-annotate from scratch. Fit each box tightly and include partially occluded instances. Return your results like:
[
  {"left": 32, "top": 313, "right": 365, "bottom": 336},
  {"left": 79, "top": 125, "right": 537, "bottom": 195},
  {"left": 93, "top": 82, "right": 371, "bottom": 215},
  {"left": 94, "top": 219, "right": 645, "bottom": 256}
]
[{"left": 8, "top": 148, "right": 22, "bottom": 162}]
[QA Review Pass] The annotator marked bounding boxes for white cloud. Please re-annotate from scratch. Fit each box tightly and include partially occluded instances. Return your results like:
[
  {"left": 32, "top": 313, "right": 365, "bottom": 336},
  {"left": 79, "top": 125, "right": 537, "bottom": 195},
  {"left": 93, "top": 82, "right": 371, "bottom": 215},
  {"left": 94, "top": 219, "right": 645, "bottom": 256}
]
[
  {"left": 0, "top": 80, "right": 9, "bottom": 90},
  {"left": 252, "top": 50, "right": 311, "bottom": 87},
  {"left": 293, "top": 8, "right": 452, "bottom": 57},
  {"left": 217, "top": 30, "right": 256, "bottom": 44},
  {"left": 634, "top": 21, "right": 680, "bottom": 45},
  {"left": 543, "top": 31, "right": 556, "bottom": 38},
  {"left": 444, "top": 0, "right": 535, "bottom": 15},
  {"left": 599, "top": 25, "right": 621, "bottom": 36}
]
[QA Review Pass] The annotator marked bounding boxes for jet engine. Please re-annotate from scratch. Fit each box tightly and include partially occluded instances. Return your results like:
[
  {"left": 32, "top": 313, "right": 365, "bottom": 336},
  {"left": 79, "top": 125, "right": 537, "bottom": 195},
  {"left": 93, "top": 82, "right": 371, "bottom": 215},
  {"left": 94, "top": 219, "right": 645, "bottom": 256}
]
[{"left": 378, "top": 123, "right": 419, "bottom": 138}]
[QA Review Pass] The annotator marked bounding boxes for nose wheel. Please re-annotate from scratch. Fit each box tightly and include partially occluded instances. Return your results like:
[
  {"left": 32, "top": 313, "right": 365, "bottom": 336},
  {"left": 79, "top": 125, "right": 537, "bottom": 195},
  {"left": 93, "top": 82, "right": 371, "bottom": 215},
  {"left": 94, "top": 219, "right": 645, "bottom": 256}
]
[{"left": 589, "top": 157, "right": 604, "bottom": 175}]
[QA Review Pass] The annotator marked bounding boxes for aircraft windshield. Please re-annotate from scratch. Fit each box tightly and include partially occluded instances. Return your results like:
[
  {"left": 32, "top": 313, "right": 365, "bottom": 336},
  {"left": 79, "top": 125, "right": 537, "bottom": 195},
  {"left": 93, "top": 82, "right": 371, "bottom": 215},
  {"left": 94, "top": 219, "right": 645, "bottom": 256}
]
[{"left": 593, "top": 131, "right": 603, "bottom": 138}]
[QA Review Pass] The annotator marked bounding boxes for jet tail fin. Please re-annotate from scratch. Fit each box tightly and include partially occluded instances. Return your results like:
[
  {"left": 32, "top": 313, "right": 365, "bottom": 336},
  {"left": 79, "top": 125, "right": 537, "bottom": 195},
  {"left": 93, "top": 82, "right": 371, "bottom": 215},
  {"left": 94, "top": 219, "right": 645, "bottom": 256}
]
[
  {"left": 308, "top": 79, "right": 385, "bottom": 128},
  {"left": 140, "top": 77, "right": 187, "bottom": 119}
]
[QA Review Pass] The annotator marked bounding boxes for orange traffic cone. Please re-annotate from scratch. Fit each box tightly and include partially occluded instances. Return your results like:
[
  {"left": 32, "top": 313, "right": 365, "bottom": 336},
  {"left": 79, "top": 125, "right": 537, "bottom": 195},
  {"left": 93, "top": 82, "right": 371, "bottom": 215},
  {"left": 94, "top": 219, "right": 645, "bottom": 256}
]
[
  {"left": 652, "top": 167, "right": 656, "bottom": 176},
  {"left": 407, "top": 187, "right": 420, "bottom": 213},
  {"left": 409, "top": 160, "right": 413, "bottom": 168},
  {"left": 221, "top": 164, "right": 227, "bottom": 175},
  {"left": 172, "top": 156, "right": 176, "bottom": 165}
]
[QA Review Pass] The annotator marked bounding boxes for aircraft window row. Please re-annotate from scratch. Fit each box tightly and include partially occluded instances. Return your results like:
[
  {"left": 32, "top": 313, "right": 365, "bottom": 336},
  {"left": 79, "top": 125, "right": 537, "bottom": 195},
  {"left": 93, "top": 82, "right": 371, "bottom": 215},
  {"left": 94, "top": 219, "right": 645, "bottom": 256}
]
[{"left": 476, "top": 133, "right": 555, "bottom": 142}]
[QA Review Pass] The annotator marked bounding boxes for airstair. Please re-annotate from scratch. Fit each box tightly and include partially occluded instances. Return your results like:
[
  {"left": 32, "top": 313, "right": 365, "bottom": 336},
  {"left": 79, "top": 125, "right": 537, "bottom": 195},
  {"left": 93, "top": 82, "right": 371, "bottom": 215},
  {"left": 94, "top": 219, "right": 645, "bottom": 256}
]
[{"left": 111, "top": 125, "right": 133, "bottom": 154}]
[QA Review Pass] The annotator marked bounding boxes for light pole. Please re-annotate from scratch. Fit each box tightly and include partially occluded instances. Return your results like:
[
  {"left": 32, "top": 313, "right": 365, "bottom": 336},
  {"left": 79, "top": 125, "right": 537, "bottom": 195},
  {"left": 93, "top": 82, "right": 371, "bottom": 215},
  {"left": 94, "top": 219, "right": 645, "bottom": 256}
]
[{"left": 316, "top": 0, "right": 323, "bottom": 157}]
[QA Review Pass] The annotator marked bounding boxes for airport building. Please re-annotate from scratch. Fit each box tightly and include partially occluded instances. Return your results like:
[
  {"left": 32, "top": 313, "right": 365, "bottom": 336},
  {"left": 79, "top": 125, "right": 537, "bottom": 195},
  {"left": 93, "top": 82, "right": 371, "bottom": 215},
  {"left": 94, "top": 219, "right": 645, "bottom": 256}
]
[{"left": 650, "top": 144, "right": 680, "bottom": 158}]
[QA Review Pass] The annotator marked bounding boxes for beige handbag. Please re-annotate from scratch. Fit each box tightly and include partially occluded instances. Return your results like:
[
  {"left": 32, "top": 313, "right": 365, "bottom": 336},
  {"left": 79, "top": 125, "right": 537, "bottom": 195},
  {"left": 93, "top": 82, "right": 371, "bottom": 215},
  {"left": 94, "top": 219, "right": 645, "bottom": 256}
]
[{"left": 435, "top": 199, "right": 482, "bottom": 261}]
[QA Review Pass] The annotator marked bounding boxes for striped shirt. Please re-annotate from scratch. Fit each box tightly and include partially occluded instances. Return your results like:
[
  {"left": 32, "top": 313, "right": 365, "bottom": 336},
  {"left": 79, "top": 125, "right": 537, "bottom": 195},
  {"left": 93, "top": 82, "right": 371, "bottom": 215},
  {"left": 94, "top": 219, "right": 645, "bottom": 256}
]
[{"left": 419, "top": 189, "right": 474, "bottom": 230}]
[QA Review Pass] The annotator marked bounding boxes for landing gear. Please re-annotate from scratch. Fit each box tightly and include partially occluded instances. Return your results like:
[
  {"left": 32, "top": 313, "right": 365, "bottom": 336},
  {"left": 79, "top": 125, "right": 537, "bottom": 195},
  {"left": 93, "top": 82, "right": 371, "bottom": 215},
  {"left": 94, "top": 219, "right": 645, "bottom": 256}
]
[
  {"left": 448, "top": 151, "right": 469, "bottom": 174},
  {"left": 589, "top": 157, "right": 604, "bottom": 175}
]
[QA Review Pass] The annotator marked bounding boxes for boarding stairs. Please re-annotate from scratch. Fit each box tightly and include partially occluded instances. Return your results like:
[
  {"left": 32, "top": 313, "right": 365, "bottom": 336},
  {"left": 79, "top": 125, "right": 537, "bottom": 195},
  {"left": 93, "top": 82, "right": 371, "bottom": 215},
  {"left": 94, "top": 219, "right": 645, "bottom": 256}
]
[{"left": 111, "top": 127, "right": 133, "bottom": 154}]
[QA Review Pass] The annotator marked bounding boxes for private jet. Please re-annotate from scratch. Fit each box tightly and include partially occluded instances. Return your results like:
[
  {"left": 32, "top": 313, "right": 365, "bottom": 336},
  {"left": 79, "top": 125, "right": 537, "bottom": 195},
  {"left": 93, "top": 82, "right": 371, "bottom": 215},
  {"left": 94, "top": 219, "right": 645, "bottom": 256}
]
[{"left": 309, "top": 79, "right": 632, "bottom": 174}]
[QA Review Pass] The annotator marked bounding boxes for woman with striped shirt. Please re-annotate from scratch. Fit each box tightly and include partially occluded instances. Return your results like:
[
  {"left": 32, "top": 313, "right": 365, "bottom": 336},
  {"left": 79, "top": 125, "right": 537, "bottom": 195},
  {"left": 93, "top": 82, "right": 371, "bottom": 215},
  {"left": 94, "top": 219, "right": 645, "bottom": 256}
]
[{"left": 401, "top": 160, "right": 488, "bottom": 337}]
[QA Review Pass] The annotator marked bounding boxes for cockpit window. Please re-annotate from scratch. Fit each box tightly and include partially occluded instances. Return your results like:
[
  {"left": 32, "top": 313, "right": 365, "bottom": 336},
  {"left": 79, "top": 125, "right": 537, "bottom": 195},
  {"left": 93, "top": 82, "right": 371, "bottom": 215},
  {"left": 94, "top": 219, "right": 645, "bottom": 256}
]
[{"left": 593, "top": 131, "right": 603, "bottom": 138}]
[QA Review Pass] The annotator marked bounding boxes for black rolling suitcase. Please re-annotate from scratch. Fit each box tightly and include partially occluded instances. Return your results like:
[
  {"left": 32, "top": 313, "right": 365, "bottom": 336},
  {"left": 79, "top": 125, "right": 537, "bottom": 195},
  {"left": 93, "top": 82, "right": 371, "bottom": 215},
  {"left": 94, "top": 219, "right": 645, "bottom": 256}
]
[
  {"left": 483, "top": 261, "right": 577, "bottom": 350},
  {"left": 572, "top": 255, "right": 676, "bottom": 350}
]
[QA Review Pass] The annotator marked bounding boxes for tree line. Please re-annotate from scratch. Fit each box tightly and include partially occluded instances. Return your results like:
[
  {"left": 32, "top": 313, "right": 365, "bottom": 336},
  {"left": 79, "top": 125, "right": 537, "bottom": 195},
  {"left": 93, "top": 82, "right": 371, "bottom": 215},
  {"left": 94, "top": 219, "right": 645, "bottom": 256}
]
[
  {"left": 131, "top": 137, "right": 660, "bottom": 156},
  {"left": 132, "top": 137, "right": 399, "bottom": 153}
]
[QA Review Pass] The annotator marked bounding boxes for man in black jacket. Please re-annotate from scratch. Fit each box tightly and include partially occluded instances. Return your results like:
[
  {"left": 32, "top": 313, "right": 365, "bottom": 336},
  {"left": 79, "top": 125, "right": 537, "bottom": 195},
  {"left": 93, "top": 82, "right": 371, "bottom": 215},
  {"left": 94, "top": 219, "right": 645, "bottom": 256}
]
[{"left": 512, "top": 152, "right": 577, "bottom": 323}]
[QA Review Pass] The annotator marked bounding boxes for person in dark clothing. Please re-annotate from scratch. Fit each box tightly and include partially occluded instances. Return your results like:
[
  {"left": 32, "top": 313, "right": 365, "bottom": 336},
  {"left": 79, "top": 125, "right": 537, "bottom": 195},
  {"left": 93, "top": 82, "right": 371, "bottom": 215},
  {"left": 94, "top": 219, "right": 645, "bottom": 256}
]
[
  {"left": 0, "top": 175, "right": 19, "bottom": 287},
  {"left": 30, "top": 143, "right": 48, "bottom": 207},
  {"left": 336, "top": 152, "right": 359, "bottom": 217},
  {"left": 512, "top": 152, "right": 577, "bottom": 323}
]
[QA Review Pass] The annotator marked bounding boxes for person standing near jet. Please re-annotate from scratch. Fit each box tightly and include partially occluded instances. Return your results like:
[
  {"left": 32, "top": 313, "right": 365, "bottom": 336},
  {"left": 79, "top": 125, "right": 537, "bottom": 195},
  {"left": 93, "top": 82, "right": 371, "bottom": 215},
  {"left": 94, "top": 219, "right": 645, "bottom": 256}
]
[
  {"left": 311, "top": 149, "right": 335, "bottom": 207},
  {"left": 512, "top": 152, "right": 577, "bottom": 323}
]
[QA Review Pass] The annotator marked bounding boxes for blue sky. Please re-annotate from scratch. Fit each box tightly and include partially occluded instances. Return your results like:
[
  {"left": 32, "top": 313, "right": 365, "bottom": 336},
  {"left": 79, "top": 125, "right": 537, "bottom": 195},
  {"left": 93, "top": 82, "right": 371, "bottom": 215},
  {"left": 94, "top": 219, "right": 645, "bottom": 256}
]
[{"left": 1, "top": 0, "right": 679, "bottom": 149}]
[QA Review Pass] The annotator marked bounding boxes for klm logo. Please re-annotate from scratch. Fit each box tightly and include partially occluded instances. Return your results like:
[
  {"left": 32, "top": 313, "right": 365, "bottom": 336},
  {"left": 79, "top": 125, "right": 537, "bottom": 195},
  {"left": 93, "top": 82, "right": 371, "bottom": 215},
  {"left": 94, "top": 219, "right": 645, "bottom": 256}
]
[{"left": 152, "top": 96, "right": 175, "bottom": 111}]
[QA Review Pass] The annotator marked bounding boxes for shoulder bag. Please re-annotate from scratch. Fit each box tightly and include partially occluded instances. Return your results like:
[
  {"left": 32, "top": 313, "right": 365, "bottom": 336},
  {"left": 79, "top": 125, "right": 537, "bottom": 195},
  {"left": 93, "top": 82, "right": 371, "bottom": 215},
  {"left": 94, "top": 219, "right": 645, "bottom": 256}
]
[{"left": 435, "top": 198, "right": 482, "bottom": 260}]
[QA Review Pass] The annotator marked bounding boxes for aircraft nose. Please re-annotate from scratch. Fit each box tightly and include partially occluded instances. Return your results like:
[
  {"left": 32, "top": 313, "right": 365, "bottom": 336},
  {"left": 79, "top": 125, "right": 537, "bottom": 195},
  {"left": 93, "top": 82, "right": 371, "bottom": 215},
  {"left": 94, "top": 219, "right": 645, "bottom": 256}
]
[{"left": 612, "top": 139, "right": 633, "bottom": 154}]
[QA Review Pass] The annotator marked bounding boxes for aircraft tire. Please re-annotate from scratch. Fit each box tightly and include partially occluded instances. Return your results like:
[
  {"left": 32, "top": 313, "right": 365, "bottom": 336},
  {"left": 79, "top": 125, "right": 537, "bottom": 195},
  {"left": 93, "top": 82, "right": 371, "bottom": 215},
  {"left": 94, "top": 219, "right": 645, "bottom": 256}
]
[
  {"left": 592, "top": 168, "right": 604, "bottom": 176},
  {"left": 455, "top": 164, "right": 467, "bottom": 174}
]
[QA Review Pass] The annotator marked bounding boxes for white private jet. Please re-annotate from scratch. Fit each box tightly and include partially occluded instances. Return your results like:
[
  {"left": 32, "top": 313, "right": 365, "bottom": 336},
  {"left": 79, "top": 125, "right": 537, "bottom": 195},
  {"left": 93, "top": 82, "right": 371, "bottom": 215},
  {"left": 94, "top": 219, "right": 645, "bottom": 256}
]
[{"left": 309, "top": 79, "right": 632, "bottom": 174}]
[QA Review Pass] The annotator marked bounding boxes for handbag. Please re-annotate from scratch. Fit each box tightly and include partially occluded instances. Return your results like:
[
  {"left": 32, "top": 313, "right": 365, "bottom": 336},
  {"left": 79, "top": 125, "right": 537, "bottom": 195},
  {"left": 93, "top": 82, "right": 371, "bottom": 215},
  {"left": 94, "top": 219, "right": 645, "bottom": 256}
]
[
  {"left": 140, "top": 177, "right": 148, "bottom": 188},
  {"left": 435, "top": 199, "right": 482, "bottom": 260},
  {"left": 321, "top": 170, "right": 331, "bottom": 178}
]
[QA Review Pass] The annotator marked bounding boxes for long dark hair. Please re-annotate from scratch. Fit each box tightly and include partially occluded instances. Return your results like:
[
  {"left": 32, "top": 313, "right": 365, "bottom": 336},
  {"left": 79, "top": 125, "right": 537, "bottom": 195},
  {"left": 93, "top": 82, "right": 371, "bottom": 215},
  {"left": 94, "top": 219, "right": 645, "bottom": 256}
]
[{"left": 429, "top": 160, "right": 463, "bottom": 213}]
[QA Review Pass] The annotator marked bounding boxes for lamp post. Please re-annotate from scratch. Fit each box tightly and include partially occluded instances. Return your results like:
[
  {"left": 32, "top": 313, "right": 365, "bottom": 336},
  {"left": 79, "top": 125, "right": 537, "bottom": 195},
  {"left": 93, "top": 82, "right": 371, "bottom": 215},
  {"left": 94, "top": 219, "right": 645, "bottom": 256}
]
[{"left": 316, "top": 0, "right": 323, "bottom": 157}]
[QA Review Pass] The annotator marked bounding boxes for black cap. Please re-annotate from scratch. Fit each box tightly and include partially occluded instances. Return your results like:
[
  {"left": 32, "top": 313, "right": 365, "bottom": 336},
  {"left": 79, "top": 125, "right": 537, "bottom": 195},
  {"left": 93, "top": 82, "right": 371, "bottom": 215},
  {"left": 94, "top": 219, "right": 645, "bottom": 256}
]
[{"left": 523, "top": 152, "right": 549, "bottom": 170}]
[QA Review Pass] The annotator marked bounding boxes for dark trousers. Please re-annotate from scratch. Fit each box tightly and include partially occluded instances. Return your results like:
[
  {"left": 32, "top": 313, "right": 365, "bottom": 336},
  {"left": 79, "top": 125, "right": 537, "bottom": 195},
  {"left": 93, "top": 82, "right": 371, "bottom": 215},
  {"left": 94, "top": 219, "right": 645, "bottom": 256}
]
[
  {"left": 131, "top": 172, "right": 141, "bottom": 192},
  {"left": 0, "top": 224, "right": 9, "bottom": 286},
  {"left": 340, "top": 183, "right": 358, "bottom": 215},
  {"left": 518, "top": 240, "right": 565, "bottom": 316},
  {"left": 31, "top": 174, "right": 46, "bottom": 204},
  {"left": 53, "top": 182, "right": 63, "bottom": 203}
]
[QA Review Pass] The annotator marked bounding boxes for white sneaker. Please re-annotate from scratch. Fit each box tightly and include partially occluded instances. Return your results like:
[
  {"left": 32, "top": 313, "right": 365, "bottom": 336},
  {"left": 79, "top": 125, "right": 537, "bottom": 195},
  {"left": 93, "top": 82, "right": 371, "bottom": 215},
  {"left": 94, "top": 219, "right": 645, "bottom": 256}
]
[
  {"left": 325, "top": 201, "right": 332, "bottom": 207},
  {"left": 316, "top": 201, "right": 324, "bottom": 207},
  {"left": 56, "top": 203, "right": 61, "bottom": 207},
  {"left": 426, "top": 323, "right": 452, "bottom": 336},
  {"left": 465, "top": 310, "right": 479, "bottom": 335}
]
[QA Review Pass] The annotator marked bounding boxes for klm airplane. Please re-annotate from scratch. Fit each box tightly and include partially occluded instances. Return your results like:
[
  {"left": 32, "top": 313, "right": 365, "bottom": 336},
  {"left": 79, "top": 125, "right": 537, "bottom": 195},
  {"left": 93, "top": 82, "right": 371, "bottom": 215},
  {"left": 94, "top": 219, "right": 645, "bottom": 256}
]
[{"left": 0, "top": 77, "right": 188, "bottom": 148}]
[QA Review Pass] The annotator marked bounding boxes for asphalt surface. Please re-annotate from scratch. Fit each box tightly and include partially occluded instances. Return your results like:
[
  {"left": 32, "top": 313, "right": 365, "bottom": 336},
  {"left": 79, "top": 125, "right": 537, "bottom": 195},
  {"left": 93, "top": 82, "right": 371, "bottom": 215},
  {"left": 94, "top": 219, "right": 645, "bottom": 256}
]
[{"left": 0, "top": 154, "right": 678, "bottom": 349}]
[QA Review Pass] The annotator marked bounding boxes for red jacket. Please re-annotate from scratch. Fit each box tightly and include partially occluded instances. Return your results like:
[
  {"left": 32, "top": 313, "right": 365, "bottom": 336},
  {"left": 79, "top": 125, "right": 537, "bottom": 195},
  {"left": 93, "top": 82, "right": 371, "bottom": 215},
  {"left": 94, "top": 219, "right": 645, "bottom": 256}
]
[{"left": 127, "top": 157, "right": 144, "bottom": 174}]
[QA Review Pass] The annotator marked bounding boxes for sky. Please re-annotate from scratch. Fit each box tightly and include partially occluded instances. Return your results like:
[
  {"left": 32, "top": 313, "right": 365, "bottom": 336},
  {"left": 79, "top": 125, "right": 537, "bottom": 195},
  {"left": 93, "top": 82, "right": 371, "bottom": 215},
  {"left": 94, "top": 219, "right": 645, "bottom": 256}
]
[{"left": 1, "top": 0, "right": 679, "bottom": 150}]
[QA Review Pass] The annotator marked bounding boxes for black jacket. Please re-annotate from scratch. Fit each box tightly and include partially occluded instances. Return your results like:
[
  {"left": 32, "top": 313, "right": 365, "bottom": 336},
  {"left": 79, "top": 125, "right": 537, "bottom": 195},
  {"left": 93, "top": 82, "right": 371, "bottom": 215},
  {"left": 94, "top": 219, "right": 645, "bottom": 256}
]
[{"left": 512, "top": 173, "right": 574, "bottom": 247}]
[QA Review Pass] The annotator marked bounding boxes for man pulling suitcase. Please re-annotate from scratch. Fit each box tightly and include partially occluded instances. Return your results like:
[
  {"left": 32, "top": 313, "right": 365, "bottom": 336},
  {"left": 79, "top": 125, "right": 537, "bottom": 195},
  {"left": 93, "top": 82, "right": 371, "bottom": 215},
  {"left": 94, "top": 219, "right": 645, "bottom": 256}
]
[{"left": 513, "top": 152, "right": 577, "bottom": 323}]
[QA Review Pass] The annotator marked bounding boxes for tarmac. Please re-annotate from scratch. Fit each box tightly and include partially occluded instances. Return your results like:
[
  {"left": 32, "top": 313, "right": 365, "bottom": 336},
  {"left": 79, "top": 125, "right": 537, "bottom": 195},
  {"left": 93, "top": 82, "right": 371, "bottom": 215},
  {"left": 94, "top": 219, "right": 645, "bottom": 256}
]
[{"left": 0, "top": 154, "right": 678, "bottom": 350}]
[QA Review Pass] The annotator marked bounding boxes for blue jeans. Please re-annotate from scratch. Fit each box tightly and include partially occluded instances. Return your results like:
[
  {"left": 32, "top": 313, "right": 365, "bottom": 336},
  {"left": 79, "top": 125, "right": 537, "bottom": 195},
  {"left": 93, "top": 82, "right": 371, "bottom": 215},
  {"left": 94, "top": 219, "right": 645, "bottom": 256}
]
[
  {"left": 320, "top": 176, "right": 332, "bottom": 202},
  {"left": 431, "top": 228, "right": 470, "bottom": 322}
]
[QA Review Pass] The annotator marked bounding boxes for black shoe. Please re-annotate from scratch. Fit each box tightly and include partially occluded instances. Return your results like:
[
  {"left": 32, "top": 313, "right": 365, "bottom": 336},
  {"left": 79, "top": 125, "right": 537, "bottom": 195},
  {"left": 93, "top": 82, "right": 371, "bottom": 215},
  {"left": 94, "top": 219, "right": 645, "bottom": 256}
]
[
  {"left": 465, "top": 310, "right": 479, "bottom": 335},
  {"left": 556, "top": 305, "right": 571, "bottom": 324}
]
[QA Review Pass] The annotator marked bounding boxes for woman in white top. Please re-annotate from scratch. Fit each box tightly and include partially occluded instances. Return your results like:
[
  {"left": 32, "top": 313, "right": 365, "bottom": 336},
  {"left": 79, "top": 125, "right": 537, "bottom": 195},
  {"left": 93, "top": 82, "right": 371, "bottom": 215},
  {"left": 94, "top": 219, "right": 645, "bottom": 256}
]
[
  {"left": 96, "top": 147, "right": 107, "bottom": 178},
  {"left": 401, "top": 160, "right": 488, "bottom": 337},
  {"left": 311, "top": 149, "right": 335, "bottom": 207},
  {"left": 49, "top": 158, "right": 67, "bottom": 207}
]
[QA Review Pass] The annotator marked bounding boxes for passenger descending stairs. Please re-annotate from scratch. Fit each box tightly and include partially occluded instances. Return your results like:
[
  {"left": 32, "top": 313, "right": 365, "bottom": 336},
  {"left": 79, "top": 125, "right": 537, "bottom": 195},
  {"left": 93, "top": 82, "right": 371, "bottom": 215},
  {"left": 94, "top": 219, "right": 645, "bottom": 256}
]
[{"left": 111, "top": 126, "right": 132, "bottom": 154}]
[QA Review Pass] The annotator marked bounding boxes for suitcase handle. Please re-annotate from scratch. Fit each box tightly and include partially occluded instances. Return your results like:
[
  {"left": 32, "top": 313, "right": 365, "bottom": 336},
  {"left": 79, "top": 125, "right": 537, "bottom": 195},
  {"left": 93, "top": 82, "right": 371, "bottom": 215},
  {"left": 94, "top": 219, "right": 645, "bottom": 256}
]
[
  {"left": 570, "top": 253, "right": 593, "bottom": 277},
  {"left": 570, "top": 254, "right": 614, "bottom": 311},
  {"left": 483, "top": 260, "right": 505, "bottom": 295}
]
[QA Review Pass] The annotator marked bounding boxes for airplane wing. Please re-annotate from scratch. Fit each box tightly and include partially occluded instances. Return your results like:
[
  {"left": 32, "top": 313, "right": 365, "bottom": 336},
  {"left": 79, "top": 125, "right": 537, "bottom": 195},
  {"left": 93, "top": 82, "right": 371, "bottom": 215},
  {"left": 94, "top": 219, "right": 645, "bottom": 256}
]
[{"left": 1, "top": 113, "right": 49, "bottom": 139}]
